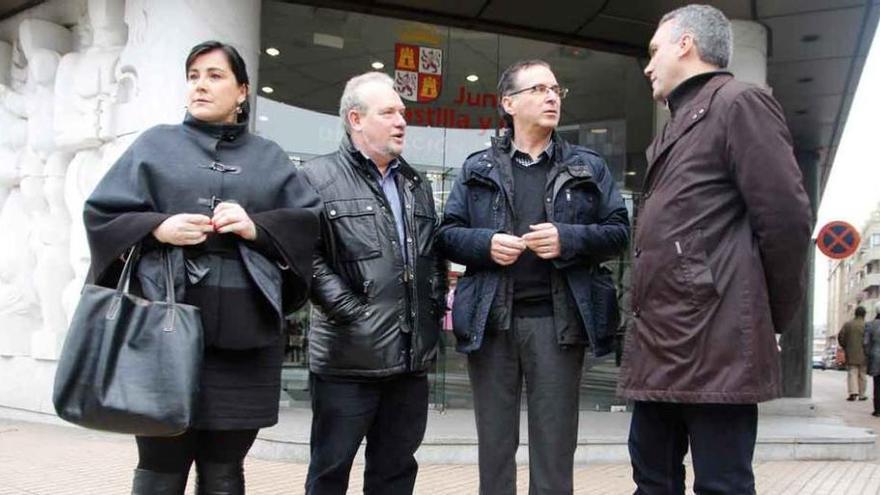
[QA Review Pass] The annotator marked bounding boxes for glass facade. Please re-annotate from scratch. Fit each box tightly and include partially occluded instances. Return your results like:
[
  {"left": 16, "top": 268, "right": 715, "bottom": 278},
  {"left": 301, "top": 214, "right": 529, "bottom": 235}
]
[{"left": 257, "top": 1, "right": 652, "bottom": 410}]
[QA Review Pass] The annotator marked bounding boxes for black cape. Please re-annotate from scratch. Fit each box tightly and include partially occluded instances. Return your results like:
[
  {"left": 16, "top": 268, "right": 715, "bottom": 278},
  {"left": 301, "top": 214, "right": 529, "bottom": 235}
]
[{"left": 84, "top": 114, "right": 320, "bottom": 346}]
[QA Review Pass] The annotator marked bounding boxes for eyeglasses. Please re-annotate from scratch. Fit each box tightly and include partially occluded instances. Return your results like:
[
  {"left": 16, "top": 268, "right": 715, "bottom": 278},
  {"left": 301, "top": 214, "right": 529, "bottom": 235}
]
[{"left": 506, "top": 84, "right": 569, "bottom": 99}]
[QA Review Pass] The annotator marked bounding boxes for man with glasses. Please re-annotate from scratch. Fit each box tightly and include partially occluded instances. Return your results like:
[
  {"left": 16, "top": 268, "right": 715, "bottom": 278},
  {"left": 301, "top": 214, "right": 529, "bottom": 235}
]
[{"left": 438, "top": 60, "right": 629, "bottom": 494}]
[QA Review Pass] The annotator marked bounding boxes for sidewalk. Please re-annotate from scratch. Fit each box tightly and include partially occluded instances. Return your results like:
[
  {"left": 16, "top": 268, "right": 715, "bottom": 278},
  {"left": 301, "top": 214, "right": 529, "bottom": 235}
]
[
  {"left": 1, "top": 417, "right": 879, "bottom": 494},
  {"left": 252, "top": 402, "right": 876, "bottom": 465},
  {"left": 1, "top": 371, "right": 878, "bottom": 494}
]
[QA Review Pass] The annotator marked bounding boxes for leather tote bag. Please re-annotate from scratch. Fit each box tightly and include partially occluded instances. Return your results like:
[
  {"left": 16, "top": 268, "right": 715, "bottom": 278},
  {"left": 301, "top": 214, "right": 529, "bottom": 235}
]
[{"left": 53, "top": 245, "right": 203, "bottom": 436}]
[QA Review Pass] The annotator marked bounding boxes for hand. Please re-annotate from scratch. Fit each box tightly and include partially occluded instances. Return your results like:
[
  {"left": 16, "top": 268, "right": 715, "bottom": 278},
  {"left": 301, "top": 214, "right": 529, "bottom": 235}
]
[
  {"left": 522, "top": 223, "right": 561, "bottom": 259},
  {"left": 211, "top": 201, "right": 256, "bottom": 240},
  {"left": 152, "top": 213, "right": 214, "bottom": 246},
  {"left": 490, "top": 233, "right": 526, "bottom": 266}
]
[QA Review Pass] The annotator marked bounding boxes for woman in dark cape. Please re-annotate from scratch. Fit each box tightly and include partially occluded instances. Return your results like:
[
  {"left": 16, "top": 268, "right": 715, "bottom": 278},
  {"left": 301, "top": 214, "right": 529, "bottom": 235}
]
[{"left": 83, "top": 41, "right": 319, "bottom": 494}]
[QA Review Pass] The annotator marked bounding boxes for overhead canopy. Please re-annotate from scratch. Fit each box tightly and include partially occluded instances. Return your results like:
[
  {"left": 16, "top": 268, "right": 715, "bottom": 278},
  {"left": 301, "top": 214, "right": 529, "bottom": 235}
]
[
  {"left": 2, "top": 0, "right": 878, "bottom": 190},
  {"left": 279, "top": 0, "right": 880, "bottom": 190}
]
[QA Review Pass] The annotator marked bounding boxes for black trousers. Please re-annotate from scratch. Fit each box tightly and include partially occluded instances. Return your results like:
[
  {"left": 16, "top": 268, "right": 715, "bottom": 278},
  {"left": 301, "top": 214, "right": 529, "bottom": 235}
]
[
  {"left": 874, "top": 375, "right": 880, "bottom": 414},
  {"left": 135, "top": 429, "right": 258, "bottom": 473},
  {"left": 628, "top": 401, "right": 758, "bottom": 495},
  {"left": 305, "top": 372, "right": 429, "bottom": 495}
]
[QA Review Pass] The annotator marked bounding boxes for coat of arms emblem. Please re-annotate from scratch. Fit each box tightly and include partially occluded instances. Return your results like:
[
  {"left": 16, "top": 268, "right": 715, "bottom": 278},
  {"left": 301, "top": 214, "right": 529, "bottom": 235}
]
[{"left": 393, "top": 43, "right": 442, "bottom": 103}]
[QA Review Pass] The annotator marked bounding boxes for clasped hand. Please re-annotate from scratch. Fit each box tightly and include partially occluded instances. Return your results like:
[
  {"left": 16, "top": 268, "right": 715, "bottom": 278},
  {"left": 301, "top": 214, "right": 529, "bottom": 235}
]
[
  {"left": 152, "top": 202, "right": 256, "bottom": 246},
  {"left": 490, "top": 223, "right": 560, "bottom": 266}
]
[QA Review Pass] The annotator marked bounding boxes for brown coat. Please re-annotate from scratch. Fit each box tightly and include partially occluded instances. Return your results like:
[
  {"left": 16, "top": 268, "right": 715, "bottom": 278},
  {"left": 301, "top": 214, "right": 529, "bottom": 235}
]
[
  {"left": 838, "top": 319, "right": 866, "bottom": 366},
  {"left": 617, "top": 73, "right": 813, "bottom": 404}
]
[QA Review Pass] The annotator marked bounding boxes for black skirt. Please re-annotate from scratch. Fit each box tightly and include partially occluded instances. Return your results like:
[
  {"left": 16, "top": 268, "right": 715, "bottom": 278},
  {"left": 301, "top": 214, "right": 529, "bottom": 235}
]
[
  {"left": 183, "top": 239, "right": 287, "bottom": 431},
  {"left": 193, "top": 341, "right": 284, "bottom": 430}
]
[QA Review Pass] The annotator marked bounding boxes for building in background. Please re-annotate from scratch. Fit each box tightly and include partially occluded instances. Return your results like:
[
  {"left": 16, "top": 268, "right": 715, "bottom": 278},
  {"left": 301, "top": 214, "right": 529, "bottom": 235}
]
[
  {"left": 827, "top": 205, "right": 880, "bottom": 337},
  {"left": 0, "top": 0, "right": 878, "bottom": 415}
]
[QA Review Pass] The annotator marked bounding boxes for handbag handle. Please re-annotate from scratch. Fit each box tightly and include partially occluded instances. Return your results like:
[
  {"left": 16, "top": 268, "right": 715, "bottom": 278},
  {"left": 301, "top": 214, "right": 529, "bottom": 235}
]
[
  {"left": 106, "top": 244, "right": 180, "bottom": 332},
  {"left": 107, "top": 245, "right": 141, "bottom": 320},
  {"left": 115, "top": 244, "right": 141, "bottom": 294},
  {"left": 162, "top": 249, "right": 177, "bottom": 332}
]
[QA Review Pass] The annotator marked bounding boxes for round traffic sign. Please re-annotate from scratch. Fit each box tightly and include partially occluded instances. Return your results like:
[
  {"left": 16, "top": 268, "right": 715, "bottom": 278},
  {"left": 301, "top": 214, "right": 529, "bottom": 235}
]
[{"left": 817, "top": 221, "right": 861, "bottom": 259}]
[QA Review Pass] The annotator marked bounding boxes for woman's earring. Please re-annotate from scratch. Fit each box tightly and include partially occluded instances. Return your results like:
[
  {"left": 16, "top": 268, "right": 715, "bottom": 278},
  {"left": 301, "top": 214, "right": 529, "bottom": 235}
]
[{"left": 235, "top": 105, "right": 243, "bottom": 114}]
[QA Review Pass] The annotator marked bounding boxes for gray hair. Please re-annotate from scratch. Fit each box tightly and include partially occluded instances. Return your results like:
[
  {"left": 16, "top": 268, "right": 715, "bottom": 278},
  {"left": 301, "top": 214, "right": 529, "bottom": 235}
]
[
  {"left": 660, "top": 4, "right": 732, "bottom": 68},
  {"left": 339, "top": 71, "right": 395, "bottom": 133}
]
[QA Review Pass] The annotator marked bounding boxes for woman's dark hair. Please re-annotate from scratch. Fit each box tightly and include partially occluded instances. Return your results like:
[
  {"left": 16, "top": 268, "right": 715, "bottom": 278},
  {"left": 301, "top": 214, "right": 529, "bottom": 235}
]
[{"left": 185, "top": 40, "right": 250, "bottom": 123}]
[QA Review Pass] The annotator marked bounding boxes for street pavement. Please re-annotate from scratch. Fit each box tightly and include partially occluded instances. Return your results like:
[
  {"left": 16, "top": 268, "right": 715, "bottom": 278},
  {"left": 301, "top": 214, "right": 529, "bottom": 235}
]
[{"left": 1, "top": 370, "right": 879, "bottom": 494}]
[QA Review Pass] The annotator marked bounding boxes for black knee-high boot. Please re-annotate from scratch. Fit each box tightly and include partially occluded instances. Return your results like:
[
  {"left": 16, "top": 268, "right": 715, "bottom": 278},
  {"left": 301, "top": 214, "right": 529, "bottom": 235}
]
[
  {"left": 131, "top": 468, "right": 188, "bottom": 494},
  {"left": 196, "top": 462, "right": 245, "bottom": 495}
]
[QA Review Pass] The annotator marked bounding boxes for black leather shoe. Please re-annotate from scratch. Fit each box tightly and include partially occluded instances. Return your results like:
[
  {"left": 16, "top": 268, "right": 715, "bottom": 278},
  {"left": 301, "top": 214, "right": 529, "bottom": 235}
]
[
  {"left": 847, "top": 395, "right": 857, "bottom": 401},
  {"left": 131, "top": 469, "right": 187, "bottom": 495},
  {"left": 196, "top": 461, "right": 244, "bottom": 495},
  {"left": 859, "top": 396, "right": 869, "bottom": 401}
]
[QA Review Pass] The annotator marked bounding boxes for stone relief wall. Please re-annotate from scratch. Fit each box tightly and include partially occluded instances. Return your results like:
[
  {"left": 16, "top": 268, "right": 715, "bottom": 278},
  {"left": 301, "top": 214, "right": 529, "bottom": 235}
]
[
  {"left": 0, "top": 0, "right": 260, "bottom": 364},
  {"left": 0, "top": 0, "right": 128, "bottom": 359}
]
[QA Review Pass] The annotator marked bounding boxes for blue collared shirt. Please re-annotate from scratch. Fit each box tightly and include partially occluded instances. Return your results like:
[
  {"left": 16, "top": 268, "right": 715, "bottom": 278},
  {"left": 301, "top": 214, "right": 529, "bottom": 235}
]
[{"left": 362, "top": 153, "right": 406, "bottom": 258}]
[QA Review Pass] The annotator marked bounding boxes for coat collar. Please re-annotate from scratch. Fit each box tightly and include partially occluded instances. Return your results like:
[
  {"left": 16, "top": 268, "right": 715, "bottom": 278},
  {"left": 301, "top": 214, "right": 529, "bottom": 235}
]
[
  {"left": 338, "top": 132, "right": 422, "bottom": 186},
  {"left": 181, "top": 113, "right": 250, "bottom": 154},
  {"left": 182, "top": 112, "right": 248, "bottom": 140},
  {"left": 465, "top": 131, "right": 591, "bottom": 220},
  {"left": 477, "top": 131, "right": 581, "bottom": 179},
  {"left": 665, "top": 70, "right": 727, "bottom": 114},
  {"left": 644, "top": 72, "right": 733, "bottom": 185}
]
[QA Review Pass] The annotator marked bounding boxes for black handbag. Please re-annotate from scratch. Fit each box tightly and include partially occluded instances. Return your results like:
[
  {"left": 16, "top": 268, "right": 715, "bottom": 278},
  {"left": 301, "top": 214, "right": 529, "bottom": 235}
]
[{"left": 53, "top": 245, "right": 203, "bottom": 436}]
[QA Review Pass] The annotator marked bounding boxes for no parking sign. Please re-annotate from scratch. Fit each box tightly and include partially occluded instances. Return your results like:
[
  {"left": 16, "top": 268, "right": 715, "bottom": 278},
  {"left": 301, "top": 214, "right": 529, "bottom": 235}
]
[{"left": 817, "top": 221, "right": 861, "bottom": 259}]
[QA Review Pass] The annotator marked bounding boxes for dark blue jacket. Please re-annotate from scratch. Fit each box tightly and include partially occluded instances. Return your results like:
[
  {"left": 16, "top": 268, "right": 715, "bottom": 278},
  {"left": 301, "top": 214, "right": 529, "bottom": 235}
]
[{"left": 437, "top": 133, "right": 629, "bottom": 356}]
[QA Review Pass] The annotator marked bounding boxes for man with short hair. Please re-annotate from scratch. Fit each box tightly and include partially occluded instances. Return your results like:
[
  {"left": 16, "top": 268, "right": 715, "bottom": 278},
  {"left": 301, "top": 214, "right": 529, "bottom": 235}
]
[
  {"left": 439, "top": 60, "right": 629, "bottom": 493},
  {"left": 302, "top": 72, "right": 446, "bottom": 495},
  {"left": 840, "top": 306, "right": 869, "bottom": 401},
  {"left": 617, "top": 4, "right": 812, "bottom": 493}
]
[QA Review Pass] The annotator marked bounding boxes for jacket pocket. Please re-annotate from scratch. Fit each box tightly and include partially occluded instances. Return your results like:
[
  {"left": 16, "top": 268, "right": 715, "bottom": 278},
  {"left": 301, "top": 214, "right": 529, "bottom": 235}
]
[
  {"left": 451, "top": 274, "right": 478, "bottom": 342},
  {"left": 464, "top": 177, "right": 500, "bottom": 229},
  {"left": 559, "top": 181, "right": 599, "bottom": 224},
  {"left": 413, "top": 201, "right": 437, "bottom": 256},
  {"left": 325, "top": 199, "right": 382, "bottom": 261},
  {"left": 676, "top": 229, "right": 718, "bottom": 308}
]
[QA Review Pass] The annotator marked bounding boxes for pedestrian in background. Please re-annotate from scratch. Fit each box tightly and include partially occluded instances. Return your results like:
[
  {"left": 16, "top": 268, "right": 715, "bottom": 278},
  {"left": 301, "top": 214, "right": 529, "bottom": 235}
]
[
  {"left": 840, "top": 306, "right": 868, "bottom": 401},
  {"left": 862, "top": 303, "right": 880, "bottom": 416}
]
